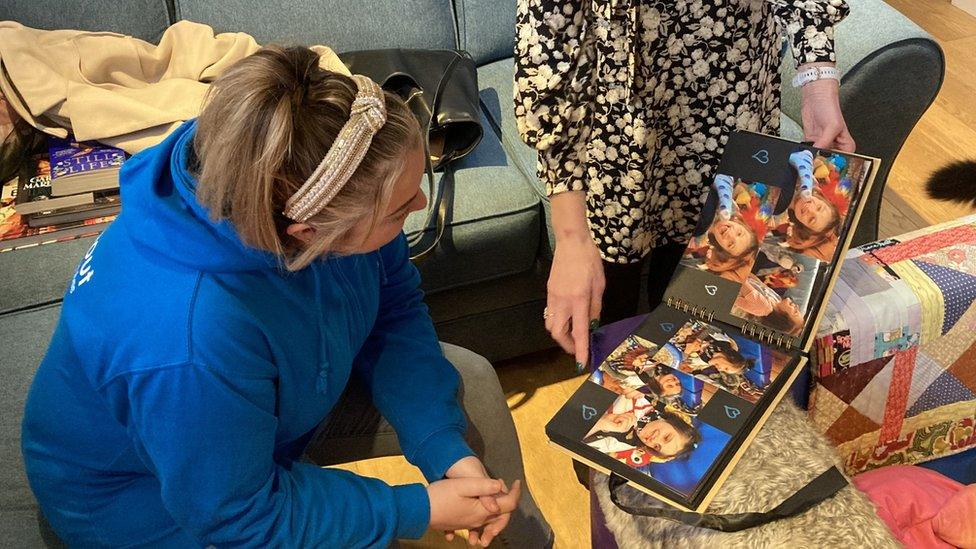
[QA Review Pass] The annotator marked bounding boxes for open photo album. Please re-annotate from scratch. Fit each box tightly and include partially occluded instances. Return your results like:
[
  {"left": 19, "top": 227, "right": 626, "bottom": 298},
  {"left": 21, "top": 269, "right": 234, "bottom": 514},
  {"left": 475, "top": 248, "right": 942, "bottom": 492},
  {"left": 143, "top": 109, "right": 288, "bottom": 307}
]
[{"left": 546, "top": 131, "right": 879, "bottom": 512}]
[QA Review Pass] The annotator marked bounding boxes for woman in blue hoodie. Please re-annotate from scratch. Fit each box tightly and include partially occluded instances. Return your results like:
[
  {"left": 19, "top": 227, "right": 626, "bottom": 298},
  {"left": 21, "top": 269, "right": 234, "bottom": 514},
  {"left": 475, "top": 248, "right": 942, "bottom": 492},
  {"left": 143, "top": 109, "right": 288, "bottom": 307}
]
[{"left": 21, "top": 46, "right": 552, "bottom": 548}]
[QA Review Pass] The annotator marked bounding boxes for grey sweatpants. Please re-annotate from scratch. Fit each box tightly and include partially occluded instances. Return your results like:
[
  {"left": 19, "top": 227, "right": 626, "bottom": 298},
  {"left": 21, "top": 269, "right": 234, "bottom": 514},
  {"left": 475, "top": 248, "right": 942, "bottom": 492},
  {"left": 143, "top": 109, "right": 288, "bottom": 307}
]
[{"left": 303, "top": 343, "right": 554, "bottom": 548}]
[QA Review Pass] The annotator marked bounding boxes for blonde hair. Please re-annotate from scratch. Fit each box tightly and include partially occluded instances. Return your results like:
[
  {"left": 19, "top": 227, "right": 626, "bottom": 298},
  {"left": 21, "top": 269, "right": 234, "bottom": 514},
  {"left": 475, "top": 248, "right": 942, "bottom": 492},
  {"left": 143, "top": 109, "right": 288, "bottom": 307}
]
[{"left": 193, "top": 45, "right": 421, "bottom": 271}]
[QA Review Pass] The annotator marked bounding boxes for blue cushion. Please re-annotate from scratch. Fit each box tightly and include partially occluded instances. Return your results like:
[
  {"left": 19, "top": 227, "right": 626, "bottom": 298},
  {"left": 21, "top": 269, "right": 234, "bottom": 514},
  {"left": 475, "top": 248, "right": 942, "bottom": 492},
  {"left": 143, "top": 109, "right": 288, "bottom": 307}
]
[
  {"left": 404, "top": 109, "right": 542, "bottom": 293},
  {"left": 476, "top": 58, "right": 553, "bottom": 256},
  {"left": 0, "top": 0, "right": 170, "bottom": 42},
  {"left": 455, "top": 0, "right": 516, "bottom": 66},
  {"left": 0, "top": 304, "right": 60, "bottom": 547},
  {"left": 173, "top": 0, "right": 457, "bottom": 52},
  {"left": 0, "top": 238, "right": 90, "bottom": 314}
]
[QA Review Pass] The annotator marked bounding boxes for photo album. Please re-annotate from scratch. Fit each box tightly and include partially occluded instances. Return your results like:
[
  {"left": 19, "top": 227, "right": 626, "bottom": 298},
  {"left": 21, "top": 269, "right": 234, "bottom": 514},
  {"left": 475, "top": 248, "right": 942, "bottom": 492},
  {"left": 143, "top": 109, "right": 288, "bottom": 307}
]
[{"left": 546, "top": 131, "right": 879, "bottom": 512}]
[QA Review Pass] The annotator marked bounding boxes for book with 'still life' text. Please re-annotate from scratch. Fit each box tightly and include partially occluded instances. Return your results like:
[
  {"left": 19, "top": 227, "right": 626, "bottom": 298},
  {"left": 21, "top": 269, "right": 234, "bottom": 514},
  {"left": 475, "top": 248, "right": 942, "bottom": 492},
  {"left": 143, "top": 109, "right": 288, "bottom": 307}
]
[
  {"left": 48, "top": 136, "right": 126, "bottom": 197},
  {"left": 546, "top": 131, "right": 879, "bottom": 512}
]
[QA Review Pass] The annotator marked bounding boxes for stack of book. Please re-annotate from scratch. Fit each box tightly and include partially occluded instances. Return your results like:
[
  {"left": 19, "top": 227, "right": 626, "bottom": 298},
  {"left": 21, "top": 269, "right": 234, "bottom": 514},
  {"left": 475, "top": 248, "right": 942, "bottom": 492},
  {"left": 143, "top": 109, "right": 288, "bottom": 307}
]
[{"left": 1, "top": 137, "right": 124, "bottom": 252}]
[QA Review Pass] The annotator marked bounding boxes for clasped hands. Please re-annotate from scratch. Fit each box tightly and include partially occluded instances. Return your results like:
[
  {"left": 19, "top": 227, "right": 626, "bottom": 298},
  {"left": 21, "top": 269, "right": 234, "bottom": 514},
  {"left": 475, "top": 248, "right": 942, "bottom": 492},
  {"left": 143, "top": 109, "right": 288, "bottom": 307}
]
[{"left": 426, "top": 456, "right": 522, "bottom": 547}]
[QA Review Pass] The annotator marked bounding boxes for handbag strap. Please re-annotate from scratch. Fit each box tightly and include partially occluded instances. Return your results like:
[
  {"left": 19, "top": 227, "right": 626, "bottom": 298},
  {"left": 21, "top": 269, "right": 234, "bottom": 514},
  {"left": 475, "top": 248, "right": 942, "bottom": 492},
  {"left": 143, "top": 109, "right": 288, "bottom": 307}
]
[
  {"left": 608, "top": 466, "right": 848, "bottom": 532},
  {"left": 407, "top": 51, "right": 467, "bottom": 261}
]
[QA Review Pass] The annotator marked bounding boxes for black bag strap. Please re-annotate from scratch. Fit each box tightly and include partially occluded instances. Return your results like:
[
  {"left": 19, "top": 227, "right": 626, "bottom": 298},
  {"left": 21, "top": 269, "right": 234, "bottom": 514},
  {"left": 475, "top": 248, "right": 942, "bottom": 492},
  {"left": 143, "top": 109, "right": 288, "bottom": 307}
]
[
  {"left": 406, "top": 51, "right": 466, "bottom": 261},
  {"left": 608, "top": 466, "right": 848, "bottom": 532}
]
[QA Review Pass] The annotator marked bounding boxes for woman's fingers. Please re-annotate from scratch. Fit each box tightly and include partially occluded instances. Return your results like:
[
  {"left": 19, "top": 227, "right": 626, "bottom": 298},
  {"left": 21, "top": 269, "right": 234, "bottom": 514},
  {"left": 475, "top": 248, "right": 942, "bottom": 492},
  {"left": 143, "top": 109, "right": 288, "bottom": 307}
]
[
  {"left": 493, "top": 479, "right": 522, "bottom": 514},
  {"left": 835, "top": 127, "right": 856, "bottom": 152},
  {"left": 456, "top": 477, "right": 505, "bottom": 498},
  {"left": 478, "top": 494, "right": 500, "bottom": 514},
  {"left": 479, "top": 513, "right": 511, "bottom": 546},
  {"left": 572, "top": 298, "right": 590, "bottom": 369},
  {"left": 548, "top": 307, "right": 575, "bottom": 354},
  {"left": 810, "top": 126, "right": 837, "bottom": 150}
]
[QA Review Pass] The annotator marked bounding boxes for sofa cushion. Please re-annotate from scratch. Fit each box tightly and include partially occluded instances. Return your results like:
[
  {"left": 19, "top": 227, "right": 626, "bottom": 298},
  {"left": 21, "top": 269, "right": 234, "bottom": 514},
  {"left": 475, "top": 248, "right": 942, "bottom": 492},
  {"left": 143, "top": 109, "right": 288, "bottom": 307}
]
[
  {"left": 173, "top": 0, "right": 457, "bottom": 52},
  {"left": 0, "top": 238, "right": 90, "bottom": 315},
  {"left": 0, "top": 0, "right": 170, "bottom": 42},
  {"left": 0, "top": 304, "right": 60, "bottom": 547},
  {"left": 477, "top": 58, "right": 553, "bottom": 255},
  {"left": 404, "top": 110, "right": 542, "bottom": 293},
  {"left": 455, "top": 0, "right": 516, "bottom": 66}
]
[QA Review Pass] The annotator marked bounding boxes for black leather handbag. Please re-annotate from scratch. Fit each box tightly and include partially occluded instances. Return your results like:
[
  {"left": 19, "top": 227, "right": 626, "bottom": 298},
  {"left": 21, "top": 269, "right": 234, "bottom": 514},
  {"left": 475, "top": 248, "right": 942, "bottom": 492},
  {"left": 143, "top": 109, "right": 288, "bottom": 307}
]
[{"left": 340, "top": 49, "right": 483, "bottom": 260}]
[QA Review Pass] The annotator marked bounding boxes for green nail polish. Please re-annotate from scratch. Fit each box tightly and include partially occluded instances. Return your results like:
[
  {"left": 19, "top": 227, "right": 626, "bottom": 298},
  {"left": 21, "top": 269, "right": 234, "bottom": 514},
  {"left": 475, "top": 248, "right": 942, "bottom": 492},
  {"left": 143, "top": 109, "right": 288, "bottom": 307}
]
[
  {"left": 589, "top": 319, "right": 600, "bottom": 331},
  {"left": 574, "top": 361, "right": 586, "bottom": 373}
]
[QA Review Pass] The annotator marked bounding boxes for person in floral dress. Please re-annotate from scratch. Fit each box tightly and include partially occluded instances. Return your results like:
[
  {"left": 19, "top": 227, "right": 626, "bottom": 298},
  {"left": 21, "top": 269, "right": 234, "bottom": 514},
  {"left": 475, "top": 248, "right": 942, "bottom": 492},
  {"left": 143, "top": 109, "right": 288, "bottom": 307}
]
[{"left": 516, "top": 0, "right": 855, "bottom": 370}]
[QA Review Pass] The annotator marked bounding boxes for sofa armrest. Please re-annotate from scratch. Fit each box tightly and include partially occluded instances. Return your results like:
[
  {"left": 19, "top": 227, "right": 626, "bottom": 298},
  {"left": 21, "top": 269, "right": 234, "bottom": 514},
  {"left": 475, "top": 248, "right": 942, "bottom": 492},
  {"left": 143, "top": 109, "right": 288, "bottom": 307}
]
[{"left": 779, "top": 0, "right": 944, "bottom": 246}]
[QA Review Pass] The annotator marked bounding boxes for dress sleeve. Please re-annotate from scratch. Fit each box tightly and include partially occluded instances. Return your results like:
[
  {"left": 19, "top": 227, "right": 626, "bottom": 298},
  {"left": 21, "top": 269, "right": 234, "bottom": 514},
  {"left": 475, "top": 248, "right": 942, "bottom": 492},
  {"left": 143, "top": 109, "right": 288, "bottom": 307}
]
[
  {"left": 514, "top": 0, "right": 593, "bottom": 195},
  {"left": 769, "top": 0, "right": 850, "bottom": 66}
]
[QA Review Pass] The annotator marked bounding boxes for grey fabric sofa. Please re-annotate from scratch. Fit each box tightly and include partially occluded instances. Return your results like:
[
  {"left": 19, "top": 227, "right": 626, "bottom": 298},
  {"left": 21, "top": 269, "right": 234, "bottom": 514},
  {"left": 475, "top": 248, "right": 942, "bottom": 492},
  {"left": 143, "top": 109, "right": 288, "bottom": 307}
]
[{"left": 0, "top": 0, "right": 942, "bottom": 545}]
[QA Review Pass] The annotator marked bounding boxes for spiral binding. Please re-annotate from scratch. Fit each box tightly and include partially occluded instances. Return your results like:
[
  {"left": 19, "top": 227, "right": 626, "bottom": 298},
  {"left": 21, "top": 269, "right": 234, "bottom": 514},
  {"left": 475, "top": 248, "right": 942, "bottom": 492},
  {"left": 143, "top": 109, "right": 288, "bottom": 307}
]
[
  {"left": 665, "top": 296, "right": 715, "bottom": 324},
  {"left": 664, "top": 296, "right": 796, "bottom": 350}
]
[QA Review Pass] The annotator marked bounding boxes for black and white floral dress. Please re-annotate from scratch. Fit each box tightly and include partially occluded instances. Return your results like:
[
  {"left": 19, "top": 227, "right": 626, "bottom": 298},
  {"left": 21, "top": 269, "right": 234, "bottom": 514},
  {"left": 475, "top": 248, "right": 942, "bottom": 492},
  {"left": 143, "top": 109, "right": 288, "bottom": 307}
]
[{"left": 515, "top": 0, "right": 849, "bottom": 263}]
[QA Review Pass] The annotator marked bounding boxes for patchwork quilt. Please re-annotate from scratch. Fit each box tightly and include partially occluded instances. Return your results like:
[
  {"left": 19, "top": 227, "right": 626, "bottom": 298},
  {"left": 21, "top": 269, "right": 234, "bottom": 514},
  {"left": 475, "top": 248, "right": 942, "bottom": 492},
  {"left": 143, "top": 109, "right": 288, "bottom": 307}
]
[{"left": 811, "top": 215, "right": 976, "bottom": 474}]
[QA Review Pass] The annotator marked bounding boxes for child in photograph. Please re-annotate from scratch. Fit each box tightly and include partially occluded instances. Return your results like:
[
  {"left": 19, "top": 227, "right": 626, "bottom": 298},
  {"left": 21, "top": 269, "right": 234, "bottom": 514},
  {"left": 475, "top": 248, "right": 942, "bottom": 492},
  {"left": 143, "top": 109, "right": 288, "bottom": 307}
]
[
  {"left": 603, "top": 337, "right": 656, "bottom": 380},
  {"left": 683, "top": 176, "right": 777, "bottom": 284},
  {"left": 656, "top": 321, "right": 766, "bottom": 400},
  {"left": 776, "top": 150, "right": 855, "bottom": 262},
  {"left": 597, "top": 338, "right": 700, "bottom": 411},
  {"left": 583, "top": 397, "right": 701, "bottom": 464},
  {"left": 734, "top": 275, "right": 806, "bottom": 336}
]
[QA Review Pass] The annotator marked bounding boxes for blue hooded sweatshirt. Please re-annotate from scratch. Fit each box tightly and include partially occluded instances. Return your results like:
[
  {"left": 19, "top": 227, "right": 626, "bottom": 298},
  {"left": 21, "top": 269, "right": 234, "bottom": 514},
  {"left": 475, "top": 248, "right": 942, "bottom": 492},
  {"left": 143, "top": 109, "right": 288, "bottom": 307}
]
[{"left": 21, "top": 120, "right": 474, "bottom": 547}]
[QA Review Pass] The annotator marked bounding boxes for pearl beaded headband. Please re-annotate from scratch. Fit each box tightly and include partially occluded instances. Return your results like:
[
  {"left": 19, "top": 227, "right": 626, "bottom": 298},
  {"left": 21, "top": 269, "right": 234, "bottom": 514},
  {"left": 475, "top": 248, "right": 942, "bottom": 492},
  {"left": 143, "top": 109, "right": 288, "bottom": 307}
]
[{"left": 283, "top": 74, "right": 387, "bottom": 223}]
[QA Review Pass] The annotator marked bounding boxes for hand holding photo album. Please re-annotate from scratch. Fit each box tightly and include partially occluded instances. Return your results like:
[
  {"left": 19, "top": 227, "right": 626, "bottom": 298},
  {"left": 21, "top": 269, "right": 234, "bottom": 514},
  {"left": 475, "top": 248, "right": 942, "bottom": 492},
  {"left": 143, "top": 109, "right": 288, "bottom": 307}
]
[{"left": 546, "top": 131, "right": 879, "bottom": 513}]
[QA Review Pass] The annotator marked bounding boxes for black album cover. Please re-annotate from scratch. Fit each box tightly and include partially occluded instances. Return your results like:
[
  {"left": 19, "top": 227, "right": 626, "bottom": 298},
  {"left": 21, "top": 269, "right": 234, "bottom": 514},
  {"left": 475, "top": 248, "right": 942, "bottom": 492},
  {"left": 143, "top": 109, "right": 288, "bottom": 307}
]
[{"left": 546, "top": 132, "right": 876, "bottom": 511}]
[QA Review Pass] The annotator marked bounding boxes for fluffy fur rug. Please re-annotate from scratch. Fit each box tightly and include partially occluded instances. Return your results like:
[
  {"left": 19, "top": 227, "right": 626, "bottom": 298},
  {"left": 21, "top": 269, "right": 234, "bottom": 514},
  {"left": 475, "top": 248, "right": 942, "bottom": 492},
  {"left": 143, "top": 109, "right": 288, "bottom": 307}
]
[{"left": 594, "top": 402, "right": 900, "bottom": 548}]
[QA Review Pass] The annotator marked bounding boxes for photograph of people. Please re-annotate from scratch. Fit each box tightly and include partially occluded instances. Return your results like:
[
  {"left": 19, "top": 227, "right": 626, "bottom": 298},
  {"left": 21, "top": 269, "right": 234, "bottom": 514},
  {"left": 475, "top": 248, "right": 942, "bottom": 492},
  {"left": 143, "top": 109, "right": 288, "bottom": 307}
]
[
  {"left": 771, "top": 149, "right": 868, "bottom": 262},
  {"left": 732, "top": 243, "right": 821, "bottom": 336},
  {"left": 583, "top": 397, "right": 701, "bottom": 464},
  {"left": 593, "top": 333, "right": 716, "bottom": 414},
  {"left": 681, "top": 176, "right": 777, "bottom": 284},
  {"left": 579, "top": 393, "right": 732, "bottom": 497},
  {"left": 652, "top": 321, "right": 768, "bottom": 402}
]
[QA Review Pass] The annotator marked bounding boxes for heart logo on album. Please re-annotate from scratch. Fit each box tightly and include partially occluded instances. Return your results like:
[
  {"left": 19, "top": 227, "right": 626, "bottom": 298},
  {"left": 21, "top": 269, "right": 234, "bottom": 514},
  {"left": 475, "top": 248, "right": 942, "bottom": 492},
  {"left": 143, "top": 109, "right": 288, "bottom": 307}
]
[
  {"left": 582, "top": 405, "right": 598, "bottom": 421},
  {"left": 752, "top": 149, "right": 770, "bottom": 165},
  {"left": 705, "top": 285, "right": 718, "bottom": 296},
  {"left": 724, "top": 405, "right": 741, "bottom": 419},
  {"left": 660, "top": 322, "right": 675, "bottom": 333}
]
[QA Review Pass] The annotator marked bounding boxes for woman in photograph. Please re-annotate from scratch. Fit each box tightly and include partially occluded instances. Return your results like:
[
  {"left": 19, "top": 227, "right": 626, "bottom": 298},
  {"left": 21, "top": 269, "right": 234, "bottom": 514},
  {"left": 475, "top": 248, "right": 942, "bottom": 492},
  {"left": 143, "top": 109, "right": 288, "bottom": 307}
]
[
  {"left": 21, "top": 46, "right": 553, "bottom": 548},
  {"left": 583, "top": 403, "right": 700, "bottom": 463},
  {"left": 684, "top": 338, "right": 754, "bottom": 378},
  {"left": 517, "top": 0, "right": 855, "bottom": 368}
]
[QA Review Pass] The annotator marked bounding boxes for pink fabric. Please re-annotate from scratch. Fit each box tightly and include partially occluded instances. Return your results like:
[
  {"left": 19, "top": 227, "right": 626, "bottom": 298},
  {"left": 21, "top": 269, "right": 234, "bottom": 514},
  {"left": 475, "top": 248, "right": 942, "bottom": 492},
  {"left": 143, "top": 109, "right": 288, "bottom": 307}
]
[{"left": 854, "top": 465, "right": 976, "bottom": 549}]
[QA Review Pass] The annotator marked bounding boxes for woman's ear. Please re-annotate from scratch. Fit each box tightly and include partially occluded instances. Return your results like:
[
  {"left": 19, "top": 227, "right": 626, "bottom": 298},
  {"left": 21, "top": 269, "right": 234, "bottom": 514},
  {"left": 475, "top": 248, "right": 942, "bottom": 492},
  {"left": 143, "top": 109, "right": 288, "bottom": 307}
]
[{"left": 286, "top": 223, "right": 317, "bottom": 245}]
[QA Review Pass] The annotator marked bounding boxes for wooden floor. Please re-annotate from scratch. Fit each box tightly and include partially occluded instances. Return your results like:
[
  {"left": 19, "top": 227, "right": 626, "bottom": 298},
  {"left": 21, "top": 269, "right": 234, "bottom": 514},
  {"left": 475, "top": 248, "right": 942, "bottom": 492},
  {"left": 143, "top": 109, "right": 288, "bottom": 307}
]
[
  {"left": 344, "top": 2, "right": 975, "bottom": 547},
  {"left": 880, "top": 0, "right": 976, "bottom": 229}
]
